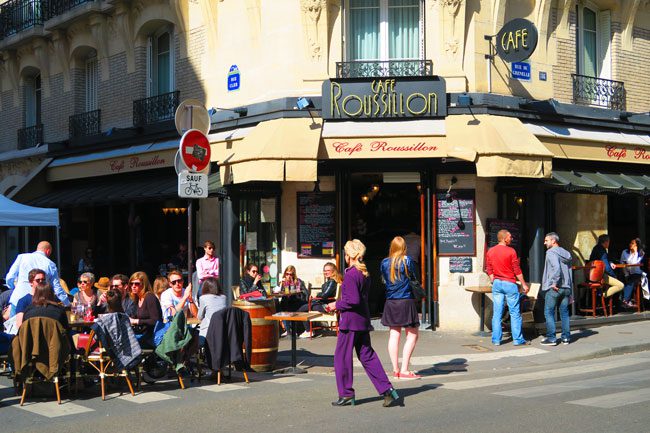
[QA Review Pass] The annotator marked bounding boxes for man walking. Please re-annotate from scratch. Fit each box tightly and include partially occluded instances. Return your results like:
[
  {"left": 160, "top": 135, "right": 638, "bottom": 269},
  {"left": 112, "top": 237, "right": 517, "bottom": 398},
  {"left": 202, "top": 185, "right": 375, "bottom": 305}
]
[
  {"left": 486, "top": 229, "right": 530, "bottom": 346},
  {"left": 540, "top": 233, "right": 573, "bottom": 346},
  {"left": 5, "top": 241, "right": 70, "bottom": 310}
]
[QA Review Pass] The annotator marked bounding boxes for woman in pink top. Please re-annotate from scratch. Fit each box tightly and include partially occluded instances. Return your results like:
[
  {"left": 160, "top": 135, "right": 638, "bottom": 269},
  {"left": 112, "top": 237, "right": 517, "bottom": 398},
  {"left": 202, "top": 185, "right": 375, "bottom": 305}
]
[{"left": 196, "top": 241, "right": 219, "bottom": 285}]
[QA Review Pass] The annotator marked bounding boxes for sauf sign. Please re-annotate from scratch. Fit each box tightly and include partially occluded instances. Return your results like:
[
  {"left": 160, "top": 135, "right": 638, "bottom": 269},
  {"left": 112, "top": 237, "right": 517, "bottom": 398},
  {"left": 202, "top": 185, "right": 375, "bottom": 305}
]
[
  {"left": 321, "top": 77, "right": 446, "bottom": 120},
  {"left": 495, "top": 18, "right": 538, "bottom": 63}
]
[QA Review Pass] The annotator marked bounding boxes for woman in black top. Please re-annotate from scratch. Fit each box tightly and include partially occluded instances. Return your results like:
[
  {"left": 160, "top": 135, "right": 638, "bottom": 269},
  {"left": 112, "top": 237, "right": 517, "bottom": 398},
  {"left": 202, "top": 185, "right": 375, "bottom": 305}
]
[
  {"left": 240, "top": 263, "right": 264, "bottom": 295},
  {"left": 23, "top": 283, "right": 69, "bottom": 330}
]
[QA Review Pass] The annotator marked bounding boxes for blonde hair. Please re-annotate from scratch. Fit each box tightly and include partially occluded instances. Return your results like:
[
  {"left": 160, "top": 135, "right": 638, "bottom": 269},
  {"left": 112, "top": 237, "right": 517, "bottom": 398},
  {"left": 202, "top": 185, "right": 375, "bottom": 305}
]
[
  {"left": 324, "top": 262, "right": 343, "bottom": 284},
  {"left": 128, "top": 271, "right": 152, "bottom": 300},
  {"left": 387, "top": 236, "right": 408, "bottom": 284},
  {"left": 344, "top": 239, "right": 369, "bottom": 277},
  {"left": 153, "top": 276, "right": 169, "bottom": 299}
]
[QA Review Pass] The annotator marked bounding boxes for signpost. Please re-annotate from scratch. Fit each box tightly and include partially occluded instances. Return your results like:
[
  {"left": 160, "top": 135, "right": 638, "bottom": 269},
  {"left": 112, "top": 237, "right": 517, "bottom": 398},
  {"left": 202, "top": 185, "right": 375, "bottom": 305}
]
[
  {"left": 486, "top": 18, "right": 538, "bottom": 92},
  {"left": 511, "top": 62, "right": 531, "bottom": 81}
]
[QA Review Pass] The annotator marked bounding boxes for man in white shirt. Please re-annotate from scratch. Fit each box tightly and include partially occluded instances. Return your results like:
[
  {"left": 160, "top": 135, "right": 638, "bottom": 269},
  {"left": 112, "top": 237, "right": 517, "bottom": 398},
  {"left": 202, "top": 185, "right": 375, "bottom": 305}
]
[{"left": 160, "top": 270, "right": 197, "bottom": 320}]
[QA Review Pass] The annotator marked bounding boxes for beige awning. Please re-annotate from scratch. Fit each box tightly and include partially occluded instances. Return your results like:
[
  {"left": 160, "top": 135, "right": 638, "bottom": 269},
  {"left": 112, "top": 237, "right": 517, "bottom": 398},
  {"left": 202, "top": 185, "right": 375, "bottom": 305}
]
[
  {"left": 214, "top": 118, "right": 322, "bottom": 185},
  {"left": 447, "top": 115, "right": 553, "bottom": 178}
]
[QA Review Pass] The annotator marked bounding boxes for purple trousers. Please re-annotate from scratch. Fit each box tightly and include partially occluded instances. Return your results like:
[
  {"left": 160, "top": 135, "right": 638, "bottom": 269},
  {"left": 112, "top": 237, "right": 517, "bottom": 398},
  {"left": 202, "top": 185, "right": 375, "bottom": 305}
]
[{"left": 334, "top": 329, "right": 392, "bottom": 398}]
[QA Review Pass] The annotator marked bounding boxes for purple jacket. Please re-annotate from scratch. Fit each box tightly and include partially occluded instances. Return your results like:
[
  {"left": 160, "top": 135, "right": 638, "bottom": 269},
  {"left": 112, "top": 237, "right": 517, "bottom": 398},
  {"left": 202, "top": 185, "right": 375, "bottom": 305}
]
[{"left": 336, "top": 266, "right": 371, "bottom": 331}]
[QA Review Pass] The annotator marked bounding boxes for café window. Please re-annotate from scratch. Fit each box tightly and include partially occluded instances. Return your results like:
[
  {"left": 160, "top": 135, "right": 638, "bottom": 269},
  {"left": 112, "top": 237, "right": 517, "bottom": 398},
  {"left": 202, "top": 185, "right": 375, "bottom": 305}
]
[
  {"left": 85, "top": 54, "right": 98, "bottom": 112},
  {"left": 239, "top": 197, "right": 280, "bottom": 292},
  {"left": 24, "top": 74, "right": 41, "bottom": 127},
  {"left": 345, "top": 0, "right": 423, "bottom": 61},
  {"left": 577, "top": 4, "right": 611, "bottom": 80}
]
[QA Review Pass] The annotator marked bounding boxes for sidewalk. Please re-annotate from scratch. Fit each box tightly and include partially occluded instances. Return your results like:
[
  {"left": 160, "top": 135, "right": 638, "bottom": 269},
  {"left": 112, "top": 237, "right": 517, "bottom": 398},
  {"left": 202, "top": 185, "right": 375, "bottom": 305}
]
[{"left": 275, "top": 319, "right": 650, "bottom": 375}]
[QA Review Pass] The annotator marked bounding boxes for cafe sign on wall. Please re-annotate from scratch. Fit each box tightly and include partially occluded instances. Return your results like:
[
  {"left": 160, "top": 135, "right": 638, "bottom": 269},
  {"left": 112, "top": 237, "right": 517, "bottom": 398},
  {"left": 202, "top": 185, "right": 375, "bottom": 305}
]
[
  {"left": 321, "top": 77, "right": 447, "bottom": 120},
  {"left": 495, "top": 18, "right": 538, "bottom": 63}
]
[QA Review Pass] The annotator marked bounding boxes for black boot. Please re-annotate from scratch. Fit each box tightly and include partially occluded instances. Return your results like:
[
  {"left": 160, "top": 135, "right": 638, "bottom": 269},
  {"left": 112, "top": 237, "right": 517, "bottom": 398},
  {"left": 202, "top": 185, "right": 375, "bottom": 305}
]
[
  {"left": 382, "top": 388, "right": 399, "bottom": 407},
  {"left": 331, "top": 396, "right": 355, "bottom": 406}
]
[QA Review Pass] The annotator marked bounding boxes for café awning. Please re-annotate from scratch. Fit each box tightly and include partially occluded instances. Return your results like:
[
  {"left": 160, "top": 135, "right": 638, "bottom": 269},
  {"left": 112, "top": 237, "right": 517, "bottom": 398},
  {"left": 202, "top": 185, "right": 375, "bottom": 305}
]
[
  {"left": 543, "top": 170, "right": 650, "bottom": 195},
  {"left": 446, "top": 115, "right": 553, "bottom": 178},
  {"left": 214, "top": 118, "right": 322, "bottom": 185}
]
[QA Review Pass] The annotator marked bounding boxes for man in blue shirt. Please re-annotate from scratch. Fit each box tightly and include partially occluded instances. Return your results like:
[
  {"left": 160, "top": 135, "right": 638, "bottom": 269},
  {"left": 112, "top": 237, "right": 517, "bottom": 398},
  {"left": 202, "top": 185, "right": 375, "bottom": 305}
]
[{"left": 5, "top": 241, "right": 70, "bottom": 311}]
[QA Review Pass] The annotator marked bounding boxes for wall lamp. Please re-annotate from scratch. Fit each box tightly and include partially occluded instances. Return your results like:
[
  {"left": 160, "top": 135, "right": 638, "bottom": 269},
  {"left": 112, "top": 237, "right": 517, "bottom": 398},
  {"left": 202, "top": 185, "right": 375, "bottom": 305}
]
[
  {"left": 296, "top": 97, "right": 314, "bottom": 110},
  {"left": 209, "top": 107, "right": 248, "bottom": 118}
]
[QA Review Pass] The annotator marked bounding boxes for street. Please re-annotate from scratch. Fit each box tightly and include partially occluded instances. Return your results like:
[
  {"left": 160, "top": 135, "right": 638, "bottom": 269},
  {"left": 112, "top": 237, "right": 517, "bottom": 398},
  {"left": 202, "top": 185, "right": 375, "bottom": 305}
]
[{"left": 2, "top": 349, "right": 650, "bottom": 433}]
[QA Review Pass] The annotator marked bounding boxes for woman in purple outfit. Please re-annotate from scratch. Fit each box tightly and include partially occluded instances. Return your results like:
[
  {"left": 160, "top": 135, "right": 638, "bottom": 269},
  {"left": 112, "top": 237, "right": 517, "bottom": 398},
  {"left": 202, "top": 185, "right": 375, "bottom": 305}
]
[{"left": 326, "top": 239, "right": 399, "bottom": 407}]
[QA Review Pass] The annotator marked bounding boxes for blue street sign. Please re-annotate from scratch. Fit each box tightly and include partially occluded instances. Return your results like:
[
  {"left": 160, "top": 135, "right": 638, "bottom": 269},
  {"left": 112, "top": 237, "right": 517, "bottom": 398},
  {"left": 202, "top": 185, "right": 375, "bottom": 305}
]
[
  {"left": 511, "top": 62, "right": 531, "bottom": 81},
  {"left": 228, "top": 65, "right": 240, "bottom": 91}
]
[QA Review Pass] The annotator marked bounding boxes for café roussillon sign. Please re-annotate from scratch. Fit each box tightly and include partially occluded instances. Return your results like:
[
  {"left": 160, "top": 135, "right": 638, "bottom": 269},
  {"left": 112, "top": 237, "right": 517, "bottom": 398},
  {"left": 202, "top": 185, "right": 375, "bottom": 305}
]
[
  {"left": 322, "top": 77, "right": 447, "bottom": 120},
  {"left": 495, "top": 18, "right": 538, "bottom": 63}
]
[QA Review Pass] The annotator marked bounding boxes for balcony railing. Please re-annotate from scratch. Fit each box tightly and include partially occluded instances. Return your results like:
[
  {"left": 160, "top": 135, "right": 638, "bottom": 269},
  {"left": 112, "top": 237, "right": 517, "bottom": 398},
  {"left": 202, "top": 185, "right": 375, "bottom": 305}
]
[
  {"left": 572, "top": 74, "right": 626, "bottom": 111},
  {"left": 336, "top": 60, "right": 433, "bottom": 78},
  {"left": 17, "top": 124, "right": 43, "bottom": 149},
  {"left": 46, "top": 0, "right": 95, "bottom": 20},
  {"left": 69, "top": 109, "right": 101, "bottom": 139},
  {"left": 0, "top": 0, "right": 45, "bottom": 40},
  {"left": 133, "top": 91, "right": 180, "bottom": 127}
]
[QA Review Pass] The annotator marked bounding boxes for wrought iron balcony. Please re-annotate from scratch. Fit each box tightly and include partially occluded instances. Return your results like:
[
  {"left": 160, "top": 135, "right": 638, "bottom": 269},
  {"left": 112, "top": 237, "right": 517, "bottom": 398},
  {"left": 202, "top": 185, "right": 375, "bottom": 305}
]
[
  {"left": 0, "top": 0, "right": 46, "bottom": 39},
  {"left": 572, "top": 74, "right": 626, "bottom": 111},
  {"left": 17, "top": 124, "right": 43, "bottom": 149},
  {"left": 133, "top": 91, "right": 180, "bottom": 127},
  {"left": 69, "top": 109, "right": 101, "bottom": 139},
  {"left": 336, "top": 60, "right": 433, "bottom": 78},
  {"left": 46, "top": 0, "right": 96, "bottom": 20}
]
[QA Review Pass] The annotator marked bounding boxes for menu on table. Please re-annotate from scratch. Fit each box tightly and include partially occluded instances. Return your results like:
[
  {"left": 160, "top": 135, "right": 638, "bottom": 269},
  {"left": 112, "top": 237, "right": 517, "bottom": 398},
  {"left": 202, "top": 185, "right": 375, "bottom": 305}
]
[
  {"left": 436, "top": 189, "right": 476, "bottom": 256},
  {"left": 297, "top": 192, "right": 336, "bottom": 258}
]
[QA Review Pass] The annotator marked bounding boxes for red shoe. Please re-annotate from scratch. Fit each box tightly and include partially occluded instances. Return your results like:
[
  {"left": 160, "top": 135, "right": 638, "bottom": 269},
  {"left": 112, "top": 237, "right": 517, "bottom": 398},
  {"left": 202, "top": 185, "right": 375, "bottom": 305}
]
[
  {"left": 392, "top": 371, "right": 400, "bottom": 379},
  {"left": 399, "top": 371, "right": 421, "bottom": 379}
]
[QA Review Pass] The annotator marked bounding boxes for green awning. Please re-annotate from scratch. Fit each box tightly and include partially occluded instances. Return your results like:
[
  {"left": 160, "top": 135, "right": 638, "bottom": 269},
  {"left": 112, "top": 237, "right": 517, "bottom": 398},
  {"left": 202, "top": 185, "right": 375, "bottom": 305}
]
[{"left": 545, "top": 170, "right": 650, "bottom": 195}]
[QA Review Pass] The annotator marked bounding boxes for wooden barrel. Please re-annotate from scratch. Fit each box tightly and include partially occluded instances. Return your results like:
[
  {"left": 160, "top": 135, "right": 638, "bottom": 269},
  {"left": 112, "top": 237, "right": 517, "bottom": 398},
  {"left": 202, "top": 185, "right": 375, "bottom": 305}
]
[{"left": 233, "top": 299, "right": 279, "bottom": 372}]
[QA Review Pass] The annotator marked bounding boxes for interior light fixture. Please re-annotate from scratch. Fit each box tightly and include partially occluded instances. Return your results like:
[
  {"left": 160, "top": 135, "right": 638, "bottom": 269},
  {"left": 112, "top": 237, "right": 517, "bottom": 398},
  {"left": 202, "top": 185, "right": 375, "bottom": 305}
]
[{"left": 361, "top": 194, "right": 369, "bottom": 205}]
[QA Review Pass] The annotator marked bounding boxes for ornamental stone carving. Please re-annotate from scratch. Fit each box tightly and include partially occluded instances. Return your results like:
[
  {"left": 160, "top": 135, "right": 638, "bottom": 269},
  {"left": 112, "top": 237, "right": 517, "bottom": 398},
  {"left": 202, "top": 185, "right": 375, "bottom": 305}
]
[{"left": 300, "top": 0, "right": 328, "bottom": 61}]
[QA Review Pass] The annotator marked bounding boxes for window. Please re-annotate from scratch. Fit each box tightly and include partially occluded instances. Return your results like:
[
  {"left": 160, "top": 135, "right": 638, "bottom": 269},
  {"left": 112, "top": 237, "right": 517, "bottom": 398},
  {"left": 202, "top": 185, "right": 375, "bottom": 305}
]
[
  {"left": 346, "top": 0, "right": 422, "bottom": 61},
  {"left": 577, "top": 4, "right": 611, "bottom": 79},
  {"left": 147, "top": 28, "right": 174, "bottom": 96},
  {"left": 24, "top": 74, "right": 41, "bottom": 127},
  {"left": 85, "top": 54, "right": 98, "bottom": 112}
]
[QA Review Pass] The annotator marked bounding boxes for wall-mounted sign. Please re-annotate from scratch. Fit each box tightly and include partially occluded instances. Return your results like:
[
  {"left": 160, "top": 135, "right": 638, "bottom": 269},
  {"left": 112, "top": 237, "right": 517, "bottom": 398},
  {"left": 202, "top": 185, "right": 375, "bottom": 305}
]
[
  {"left": 495, "top": 18, "right": 538, "bottom": 63},
  {"left": 436, "top": 190, "right": 476, "bottom": 257},
  {"left": 511, "top": 62, "right": 531, "bottom": 81},
  {"left": 228, "top": 65, "right": 240, "bottom": 91},
  {"left": 321, "top": 77, "right": 447, "bottom": 120},
  {"left": 297, "top": 192, "right": 336, "bottom": 258},
  {"left": 320, "top": 137, "right": 445, "bottom": 159}
]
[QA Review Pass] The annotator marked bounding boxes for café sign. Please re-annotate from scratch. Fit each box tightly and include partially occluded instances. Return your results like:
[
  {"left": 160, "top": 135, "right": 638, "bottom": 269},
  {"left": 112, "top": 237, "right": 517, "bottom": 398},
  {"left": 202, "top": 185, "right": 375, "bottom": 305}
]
[
  {"left": 321, "top": 77, "right": 447, "bottom": 120},
  {"left": 495, "top": 18, "right": 538, "bottom": 63}
]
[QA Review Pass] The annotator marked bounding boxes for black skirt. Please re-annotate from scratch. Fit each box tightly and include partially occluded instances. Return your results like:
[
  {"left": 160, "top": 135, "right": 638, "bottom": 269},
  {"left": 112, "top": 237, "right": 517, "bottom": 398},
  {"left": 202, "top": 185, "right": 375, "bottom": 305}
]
[{"left": 381, "top": 299, "right": 420, "bottom": 328}]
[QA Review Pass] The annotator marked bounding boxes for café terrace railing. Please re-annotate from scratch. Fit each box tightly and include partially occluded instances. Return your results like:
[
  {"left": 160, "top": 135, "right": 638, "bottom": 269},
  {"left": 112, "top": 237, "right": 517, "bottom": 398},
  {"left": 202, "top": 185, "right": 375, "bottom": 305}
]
[
  {"left": 132, "top": 90, "right": 180, "bottom": 127},
  {"left": 69, "top": 109, "right": 101, "bottom": 138},
  {"left": 17, "top": 123, "right": 43, "bottom": 149},
  {"left": 572, "top": 74, "right": 626, "bottom": 111},
  {"left": 336, "top": 60, "right": 433, "bottom": 78}
]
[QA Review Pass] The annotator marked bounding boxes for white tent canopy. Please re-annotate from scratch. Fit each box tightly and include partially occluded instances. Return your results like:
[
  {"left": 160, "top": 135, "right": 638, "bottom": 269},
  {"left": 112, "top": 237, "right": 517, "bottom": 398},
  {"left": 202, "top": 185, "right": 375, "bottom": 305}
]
[{"left": 0, "top": 194, "right": 59, "bottom": 227}]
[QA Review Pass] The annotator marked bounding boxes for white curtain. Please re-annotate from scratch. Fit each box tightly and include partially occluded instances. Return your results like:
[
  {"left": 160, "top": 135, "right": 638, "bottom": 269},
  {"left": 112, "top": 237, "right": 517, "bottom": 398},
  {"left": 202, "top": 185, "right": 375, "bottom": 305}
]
[
  {"left": 349, "top": 0, "right": 380, "bottom": 60},
  {"left": 388, "top": 0, "right": 419, "bottom": 59}
]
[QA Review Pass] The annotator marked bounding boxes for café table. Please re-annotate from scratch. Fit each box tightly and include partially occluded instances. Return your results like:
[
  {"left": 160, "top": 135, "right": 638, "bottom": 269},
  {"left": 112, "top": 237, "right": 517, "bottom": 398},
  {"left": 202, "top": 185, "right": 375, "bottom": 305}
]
[
  {"left": 464, "top": 286, "right": 492, "bottom": 337},
  {"left": 264, "top": 312, "right": 320, "bottom": 374}
]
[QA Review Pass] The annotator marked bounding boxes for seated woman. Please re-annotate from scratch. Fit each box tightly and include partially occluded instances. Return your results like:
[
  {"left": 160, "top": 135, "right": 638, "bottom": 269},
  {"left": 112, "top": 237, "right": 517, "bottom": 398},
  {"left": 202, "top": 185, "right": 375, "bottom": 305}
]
[
  {"left": 128, "top": 271, "right": 161, "bottom": 349},
  {"left": 297, "top": 263, "right": 342, "bottom": 338},
  {"left": 153, "top": 276, "right": 169, "bottom": 301},
  {"left": 197, "top": 277, "right": 227, "bottom": 347},
  {"left": 72, "top": 272, "right": 100, "bottom": 316},
  {"left": 22, "top": 283, "right": 69, "bottom": 330},
  {"left": 620, "top": 238, "right": 646, "bottom": 308},
  {"left": 276, "top": 265, "right": 309, "bottom": 336},
  {"left": 239, "top": 263, "right": 265, "bottom": 296}
]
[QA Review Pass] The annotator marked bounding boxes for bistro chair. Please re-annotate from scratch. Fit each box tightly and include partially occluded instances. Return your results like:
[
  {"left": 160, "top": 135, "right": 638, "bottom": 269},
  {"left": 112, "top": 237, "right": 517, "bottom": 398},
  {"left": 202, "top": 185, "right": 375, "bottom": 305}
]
[
  {"left": 232, "top": 286, "right": 241, "bottom": 301},
  {"left": 80, "top": 329, "right": 136, "bottom": 400},
  {"left": 308, "top": 284, "right": 341, "bottom": 338},
  {"left": 577, "top": 260, "right": 611, "bottom": 317},
  {"left": 205, "top": 307, "right": 251, "bottom": 385}
]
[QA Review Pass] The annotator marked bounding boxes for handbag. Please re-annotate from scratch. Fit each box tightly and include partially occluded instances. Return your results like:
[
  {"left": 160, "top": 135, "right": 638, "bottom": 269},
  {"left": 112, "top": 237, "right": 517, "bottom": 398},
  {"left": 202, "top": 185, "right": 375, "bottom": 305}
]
[{"left": 409, "top": 278, "right": 426, "bottom": 300}]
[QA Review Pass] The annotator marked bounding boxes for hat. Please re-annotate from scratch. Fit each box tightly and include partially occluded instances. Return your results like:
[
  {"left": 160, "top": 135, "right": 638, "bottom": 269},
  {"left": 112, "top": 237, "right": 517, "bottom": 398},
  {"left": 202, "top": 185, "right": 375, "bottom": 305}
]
[
  {"left": 94, "top": 277, "right": 110, "bottom": 292},
  {"left": 60, "top": 278, "right": 70, "bottom": 294}
]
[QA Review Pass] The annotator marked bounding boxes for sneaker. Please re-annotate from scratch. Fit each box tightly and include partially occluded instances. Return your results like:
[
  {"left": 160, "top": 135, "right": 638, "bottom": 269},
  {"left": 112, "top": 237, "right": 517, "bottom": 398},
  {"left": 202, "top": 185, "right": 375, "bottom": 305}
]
[
  {"left": 513, "top": 340, "right": 531, "bottom": 346},
  {"left": 540, "top": 338, "right": 558, "bottom": 346},
  {"left": 280, "top": 331, "right": 288, "bottom": 338},
  {"left": 561, "top": 338, "right": 570, "bottom": 345},
  {"left": 492, "top": 341, "right": 501, "bottom": 346},
  {"left": 298, "top": 331, "right": 311, "bottom": 339}
]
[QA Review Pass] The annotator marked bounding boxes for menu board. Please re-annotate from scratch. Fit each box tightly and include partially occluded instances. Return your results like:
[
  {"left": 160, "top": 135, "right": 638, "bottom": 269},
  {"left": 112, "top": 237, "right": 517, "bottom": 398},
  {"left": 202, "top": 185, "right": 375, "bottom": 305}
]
[
  {"left": 436, "top": 190, "right": 476, "bottom": 256},
  {"left": 486, "top": 219, "right": 522, "bottom": 254},
  {"left": 297, "top": 192, "right": 336, "bottom": 258},
  {"left": 449, "top": 257, "right": 473, "bottom": 273}
]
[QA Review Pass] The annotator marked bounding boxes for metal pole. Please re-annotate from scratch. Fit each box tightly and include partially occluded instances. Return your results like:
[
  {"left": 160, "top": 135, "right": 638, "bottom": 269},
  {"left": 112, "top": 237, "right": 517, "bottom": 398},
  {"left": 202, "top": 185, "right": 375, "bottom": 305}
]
[
  {"left": 187, "top": 199, "right": 194, "bottom": 282},
  {"left": 485, "top": 35, "right": 493, "bottom": 94}
]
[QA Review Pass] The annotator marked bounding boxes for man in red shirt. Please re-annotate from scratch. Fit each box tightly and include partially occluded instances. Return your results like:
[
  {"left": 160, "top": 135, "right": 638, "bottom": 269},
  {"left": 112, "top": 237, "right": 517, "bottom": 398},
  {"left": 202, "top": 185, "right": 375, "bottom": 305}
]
[{"left": 486, "top": 229, "right": 530, "bottom": 346}]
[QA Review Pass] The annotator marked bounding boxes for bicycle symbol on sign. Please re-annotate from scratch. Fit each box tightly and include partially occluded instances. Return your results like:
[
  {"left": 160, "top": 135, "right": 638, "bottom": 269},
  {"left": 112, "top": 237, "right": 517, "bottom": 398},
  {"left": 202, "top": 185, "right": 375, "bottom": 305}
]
[{"left": 185, "top": 182, "right": 204, "bottom": 196}]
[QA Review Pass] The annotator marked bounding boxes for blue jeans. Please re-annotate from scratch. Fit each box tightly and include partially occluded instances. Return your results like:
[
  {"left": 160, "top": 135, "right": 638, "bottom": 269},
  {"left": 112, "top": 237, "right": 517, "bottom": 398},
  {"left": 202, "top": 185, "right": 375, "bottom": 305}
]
[
  {"left": 491, "top": 279, "right": 525, "bottom": 344},
  {"left": 0, "top": 332, "right": 13, "bottom": 355},
  {"left": 623, "top": 274, "right": 642, "bottom": 302},
  {"left": 544, "top": 288, "right": 571, "bottom": 341}
]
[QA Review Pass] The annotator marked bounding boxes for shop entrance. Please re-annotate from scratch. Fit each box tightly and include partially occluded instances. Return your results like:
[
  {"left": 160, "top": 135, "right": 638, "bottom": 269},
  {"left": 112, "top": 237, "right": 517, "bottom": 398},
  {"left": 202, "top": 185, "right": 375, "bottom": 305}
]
[{"left": 348, "top": 172, "right": 423, "bottom": 316}]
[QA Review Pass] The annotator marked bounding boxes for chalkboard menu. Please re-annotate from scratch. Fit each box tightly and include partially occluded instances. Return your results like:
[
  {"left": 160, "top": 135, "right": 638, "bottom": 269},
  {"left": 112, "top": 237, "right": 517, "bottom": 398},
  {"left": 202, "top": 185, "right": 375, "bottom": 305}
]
[
  {"left": 449, "top": 257, "right": 473, "bottom": 273},
  {"left": 297, "top": 192, "right": 336, "bottom": 258},
  {"left": 436, "top": 190, "right": 476, "bottom": 256},
  {"left": 486, "top": 219, "right": 522, "bottom": 254}
]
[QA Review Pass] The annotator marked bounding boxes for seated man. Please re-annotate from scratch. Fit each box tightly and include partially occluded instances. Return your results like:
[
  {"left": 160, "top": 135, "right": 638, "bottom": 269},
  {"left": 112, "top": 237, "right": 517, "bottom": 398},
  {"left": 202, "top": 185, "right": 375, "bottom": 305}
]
[
  {"left": 589, "top": 234, "right": 624, "bottom": 298},
  {"left": 160, "top": 270, "right": 197, "bottom": 320}
]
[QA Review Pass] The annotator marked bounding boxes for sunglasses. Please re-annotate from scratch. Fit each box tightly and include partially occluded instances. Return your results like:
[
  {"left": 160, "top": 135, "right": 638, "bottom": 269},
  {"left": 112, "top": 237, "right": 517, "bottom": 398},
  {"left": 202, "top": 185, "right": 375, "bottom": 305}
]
[
  {"left": 250, "top": 270, "right": 258, "bottom": 274},
  {"left": 78, "top": 280, "right": 90, "bottom": 284},
  {"left": 170, "top": 279, "right": 183, "bottom": 285},
  {"left": 285, "top": 273, "right": 295, "bottom": 276},
  {"left": 130, "top": 281, "right": 142, "bottom": 287},
  {"left": 34, "top": 278, "right": 46, "bottom": 283}
]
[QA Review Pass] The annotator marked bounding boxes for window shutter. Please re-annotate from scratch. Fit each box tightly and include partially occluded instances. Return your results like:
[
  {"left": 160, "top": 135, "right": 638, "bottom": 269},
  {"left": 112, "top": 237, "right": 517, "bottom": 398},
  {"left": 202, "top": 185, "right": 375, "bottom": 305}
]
[
  {"left": 597, "top": 10, "right": 611, "bottom": 79},
  {"left": 85, "top": 57, "right": 98, "bottom": 112},
  {"left": 146, "top": 36, "right": 153, "bottom": 97},
  {"left": 24, "top": 79, "right": 36, "bottom": 127}
]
